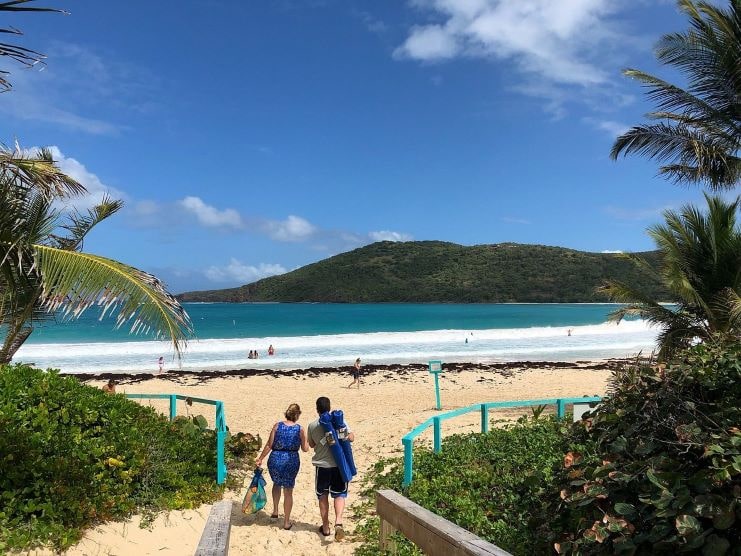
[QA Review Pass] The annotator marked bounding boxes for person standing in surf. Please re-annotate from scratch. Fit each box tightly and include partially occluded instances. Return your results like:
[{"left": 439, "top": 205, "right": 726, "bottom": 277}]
[
  {"left": 347, "top": 358, "right": 361, "bottom": 389},
  {"left": 308, "top": 396, "right": 355, "bottom": 541}
]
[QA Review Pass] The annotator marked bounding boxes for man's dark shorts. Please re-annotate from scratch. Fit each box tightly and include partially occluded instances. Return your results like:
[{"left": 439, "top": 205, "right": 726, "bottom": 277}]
[{"left": 315, "top": 466, "right": 348, "bottom": 498}]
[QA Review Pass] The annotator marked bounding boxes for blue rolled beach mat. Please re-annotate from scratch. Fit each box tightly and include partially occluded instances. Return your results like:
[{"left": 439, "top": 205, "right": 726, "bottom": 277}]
[
  {"left": 319, "top": 411, "right": 355, "bottom": 483},
  {"left": 331, "top": 409, "right": 357, "bottom": 477}
]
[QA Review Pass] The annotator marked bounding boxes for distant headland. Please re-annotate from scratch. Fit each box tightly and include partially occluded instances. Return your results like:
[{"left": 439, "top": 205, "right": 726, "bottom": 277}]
[{"left": 177, "top": 240, "right": 667, "bottom": 303}]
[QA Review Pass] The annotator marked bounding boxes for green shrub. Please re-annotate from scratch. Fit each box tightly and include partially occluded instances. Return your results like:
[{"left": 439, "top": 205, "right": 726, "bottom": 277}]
[
  {"left": 356, "top": 416, "right": 579, "bottom": 556},
  {"left": 542, "top": 342, "right": 741, "bottom": 555},
  {"left": 357, "top": 342, "right": 740, "bottom": 556},
  {"left": 0, "top": 364, "right": 224, "bottom": 551}
]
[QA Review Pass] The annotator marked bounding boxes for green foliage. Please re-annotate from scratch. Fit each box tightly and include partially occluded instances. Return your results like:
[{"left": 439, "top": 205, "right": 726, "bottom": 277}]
[
  {"left": 541, "top": 341, "right": 741, "bottom": 554},
  {"left": 227, "top": 431, "right": 262, "bottom": 460},
  {"left": 0, "top": 364, "right": 223, "bottom": 552},
  {"left": 611, "top": 0, "right": 741, "bottom": 190},
  {"left": 356, "top": 343, "right": 740, "bottom": 556},
  {"left": 179, "top": 241, "right": 667, "bottom": 303},
  {"left": 356, "top": 417, "right": 578, "bottom": 556},
  {"left": 0, "top": 146, "right": 194, "bottom": 365},
  {"left": 601, "top": 194, "right": 741, "bottom": 360}
]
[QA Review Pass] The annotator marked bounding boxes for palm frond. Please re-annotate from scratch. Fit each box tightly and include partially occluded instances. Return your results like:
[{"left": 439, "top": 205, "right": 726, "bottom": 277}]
[
  {"left": 53, "top": 195, "right": 124, "bottom": 250},
  {"left": 598, "top": 279, "right": 679, "bottom": 323},
  {"left": 611, "top": 122, "right": 740, "bottom": 189},
  {"left": 0, "top": 146, "right": 85, "bottom": 197},
  {"left": 620, "top": 69, "right": 734, "bottom": 130},
  {"left": 33, "top": 245, "right": 194, "bottom": 359},
  {"left": 0, "top": 1, "right": 68, "bottom": 91},
  {"left": 611, "top": 0, "right": 741, "bottom": 190}
]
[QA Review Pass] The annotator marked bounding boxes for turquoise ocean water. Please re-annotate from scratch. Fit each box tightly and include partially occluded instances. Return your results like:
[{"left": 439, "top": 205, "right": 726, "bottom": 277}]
[{"left": 14, "top": 303, "right": 658, "bottom": 374}]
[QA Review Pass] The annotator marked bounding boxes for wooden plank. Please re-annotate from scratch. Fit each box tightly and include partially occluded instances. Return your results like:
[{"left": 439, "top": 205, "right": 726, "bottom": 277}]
[
  {"left": 380, "top": 518, "right": 397, "bottom": 552},
  {"left": 461, "top": 539, "right": 516, "bottom": 556},
  {"left": 194, "top": 500, "right": 232, "bottom": 556},
  {"left": 376, "top": 490, "right": 512, "bottom": 556}
]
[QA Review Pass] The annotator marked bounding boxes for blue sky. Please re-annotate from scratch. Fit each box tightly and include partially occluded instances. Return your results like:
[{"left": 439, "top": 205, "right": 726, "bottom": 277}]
[{"left": 2, "top": 0, "right": 712, "bottom": 292}]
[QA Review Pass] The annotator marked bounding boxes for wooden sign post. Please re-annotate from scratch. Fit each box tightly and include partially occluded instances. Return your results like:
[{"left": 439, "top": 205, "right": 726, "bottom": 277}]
[{"left": 428, "top": 360, "right": 443, "bottom": 410}]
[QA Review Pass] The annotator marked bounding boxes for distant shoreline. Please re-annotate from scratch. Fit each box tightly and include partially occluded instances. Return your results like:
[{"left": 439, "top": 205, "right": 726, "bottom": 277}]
[{"left": 69, "top": 358, "right": 636, "bottom": 385}]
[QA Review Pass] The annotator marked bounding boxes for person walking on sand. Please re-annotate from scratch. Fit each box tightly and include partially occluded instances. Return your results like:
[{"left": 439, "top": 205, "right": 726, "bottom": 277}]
[
  {"left": 308, "top": 396, "right": 354, "bottom": 541},
  {"left": 158, "top": 356, "right": 164, "bottom": 373},
  {"left": 255, "top": 403, "right": 309, "bottom": 530},
  {"left": 348, "top": 358, "right": 361, "bottom": 389}
]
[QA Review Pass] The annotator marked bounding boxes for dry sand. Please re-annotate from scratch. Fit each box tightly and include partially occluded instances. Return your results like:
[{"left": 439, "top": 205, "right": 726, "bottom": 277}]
[{"left": 29, "top": 362, "right": 615, "bottom": 556}]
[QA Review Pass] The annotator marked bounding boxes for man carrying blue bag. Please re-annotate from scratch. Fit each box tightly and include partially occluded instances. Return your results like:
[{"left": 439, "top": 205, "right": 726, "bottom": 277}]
[{"left": 308, "top": 396, "right": 356, "bottom": 541}]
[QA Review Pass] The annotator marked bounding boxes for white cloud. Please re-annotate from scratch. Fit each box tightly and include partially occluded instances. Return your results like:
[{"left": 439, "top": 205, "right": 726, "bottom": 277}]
[
  {"left": 132, "top": 200, "right": 160, "bottom": 216},
  {"left": 369, "top": 230, "right": 414, "bottom": 242},
  {"left": 354, "top": 10, "right": 388, "bottom": 34},
  {"left": 584, "top": 117, "right": 630, "bottom": 137},
  {"left": 605, "top": 204, "right": 673, "bottom": 221},
  {"left": 395, "top": 0, "right": 638, "bottom": 115},
  {"left": 601, "top": 249, "right": 623, "bottom": 253},
  {"left": 263, "top": 215, "right": 317, "bottom": 242},
  {"left": 178, "top": 196, "right": 244, "bottom": 230},
  {"left": 397, "top": 0, "right": 615, "bottom": 82},
  {"left": 0, "top": 42, "right": 156, "bottom": 135},
  {"left": 205, "top": 259, "right": 287, "bottom": 283},
  {"left": 502, "top": 216, "right": 531, "bottom": 225},
  {"left": 42, "top": 146, "right": 126, "bottom": 210},
  {"left": 394, "top": 24, "right": 460, "bottom": 59}
]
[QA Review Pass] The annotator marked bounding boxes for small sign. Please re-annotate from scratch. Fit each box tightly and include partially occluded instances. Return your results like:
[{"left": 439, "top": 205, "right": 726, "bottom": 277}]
[
  {"left": 428, "top": 360, "right": 443, "bottom": 410},
  {"left": 573, "top": 403, "right": 595, "bottom": 423}
]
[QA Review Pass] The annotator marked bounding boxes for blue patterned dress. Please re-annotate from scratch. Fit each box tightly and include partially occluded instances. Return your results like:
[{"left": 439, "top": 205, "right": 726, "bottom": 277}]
[{"left": 267, "top": 422, "right": 301, "bottom": 488}]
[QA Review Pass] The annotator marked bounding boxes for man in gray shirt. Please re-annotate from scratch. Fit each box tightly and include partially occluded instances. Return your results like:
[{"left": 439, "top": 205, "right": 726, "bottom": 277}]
[{"left": 307, "top": 396, "right": 355, "bottom": 541}]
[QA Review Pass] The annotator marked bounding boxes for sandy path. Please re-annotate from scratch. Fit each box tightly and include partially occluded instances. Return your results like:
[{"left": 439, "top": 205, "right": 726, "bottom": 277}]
[{"left": 36, "top": 364, "right": 610, "bottom": 556}]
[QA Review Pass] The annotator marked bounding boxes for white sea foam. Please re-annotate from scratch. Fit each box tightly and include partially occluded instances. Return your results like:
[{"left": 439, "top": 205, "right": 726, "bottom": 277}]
[{"left": 14, "top": 320, "right": 658, "bottom": 374}]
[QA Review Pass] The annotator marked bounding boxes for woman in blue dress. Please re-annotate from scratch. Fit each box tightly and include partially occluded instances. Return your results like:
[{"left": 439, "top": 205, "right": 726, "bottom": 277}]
[{"left": 255, "top": 403, "right": 309, "bottom": 529}]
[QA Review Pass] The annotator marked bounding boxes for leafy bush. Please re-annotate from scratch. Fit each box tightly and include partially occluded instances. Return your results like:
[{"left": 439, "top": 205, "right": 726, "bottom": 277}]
[
  {"left": 542, "top": 342, "right": 741, "bottom": 555},
  {"left": 356, "top": 416, "right": 578, "bottom": 556},
  {"left": 356, "top": 342, "right": 740, "bottom": 555},
  {"left": 0, "top": 364, "right": 224, "bottom": 551}
]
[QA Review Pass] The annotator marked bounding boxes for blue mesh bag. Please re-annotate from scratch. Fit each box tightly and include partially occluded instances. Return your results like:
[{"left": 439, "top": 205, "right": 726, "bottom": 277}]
[{"left": 242, "top": 467, "right": 267, "bottom": 513}]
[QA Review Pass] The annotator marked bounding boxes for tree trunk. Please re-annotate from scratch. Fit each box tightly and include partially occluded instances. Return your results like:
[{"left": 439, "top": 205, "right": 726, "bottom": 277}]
[{"left": 0, "top": 325, "right": 33, "bottom": 364}]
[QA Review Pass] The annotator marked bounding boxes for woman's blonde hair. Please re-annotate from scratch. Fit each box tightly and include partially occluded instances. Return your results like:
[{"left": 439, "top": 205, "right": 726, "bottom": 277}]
[{"left": 285, "top": 403, "right": 301, "bottom": 422}]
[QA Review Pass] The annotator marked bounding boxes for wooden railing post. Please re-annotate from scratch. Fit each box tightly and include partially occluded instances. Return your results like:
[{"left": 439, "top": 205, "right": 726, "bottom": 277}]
[
  {"left": 556, "top": 399, "right": 566, "bottom": 420},
  {"left": 480, "top": 404, "right": 489, "bottom": 434},
  {"left": 433, "top": 417, "right": 442, "bottom": 453},
  {"left": 379, "top": 517, "right": 397, "bottom": 553},
  {"left": 216, "top": 401, "right": 227, "bottom": 485},
  {"left": 402, "top": 437, "right": 414, "bottom": 487}
]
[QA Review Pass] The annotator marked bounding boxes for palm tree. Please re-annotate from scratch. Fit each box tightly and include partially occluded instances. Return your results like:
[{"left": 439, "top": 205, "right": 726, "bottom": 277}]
[
  {"left": 0, "top": 146, "right": 193, "bottom": 363},
  {"left": 600, "top": 194, "right": 741, "bottom": 360},
  {"left": 611, "top": 0, "right": 741, "bottom": 190},
  {"left": 0, "top": 1, "right": 66, "bottom": 92}
]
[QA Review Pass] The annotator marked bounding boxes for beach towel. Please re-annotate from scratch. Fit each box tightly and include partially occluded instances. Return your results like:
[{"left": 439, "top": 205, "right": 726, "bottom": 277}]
[
  {"left": 331, "top": 409, "right": 357, "bottom": 478},
  {"left": 319, "top": 411, "right": 354, "bottom": 483},
  {"left": 242, "top": 467, "right": 267, "bottom": 514}
]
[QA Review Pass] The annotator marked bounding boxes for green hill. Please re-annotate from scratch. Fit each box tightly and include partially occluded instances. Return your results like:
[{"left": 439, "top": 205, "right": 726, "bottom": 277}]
[{"left": 177, "top": 241, "right": 667, "bottom": 303}]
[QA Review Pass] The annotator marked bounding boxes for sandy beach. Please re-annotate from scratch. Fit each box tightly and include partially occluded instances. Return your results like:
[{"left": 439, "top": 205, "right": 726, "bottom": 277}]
[{"left": 32, "top": 361, "right": 617, "bottom": 556}]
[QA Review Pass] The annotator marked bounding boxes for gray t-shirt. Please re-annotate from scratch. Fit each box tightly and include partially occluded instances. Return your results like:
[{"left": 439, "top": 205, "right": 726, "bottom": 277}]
[{"left": 308, "top": 418, "right": 352, "bottom": 468}]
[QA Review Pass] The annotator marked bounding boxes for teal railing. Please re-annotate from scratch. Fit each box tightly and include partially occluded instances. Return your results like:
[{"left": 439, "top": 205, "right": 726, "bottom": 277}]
[
  {"left": 126, "top": 394, "right": 228, "bottom": 484},
  {"left": 401, "top": 396, "right": 601, "bottom": 487}
]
